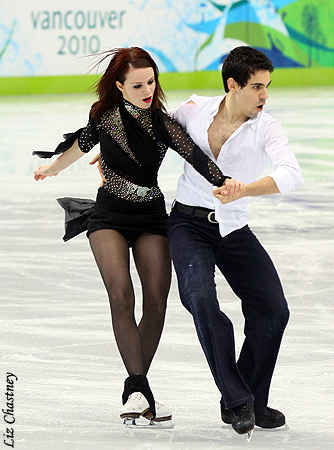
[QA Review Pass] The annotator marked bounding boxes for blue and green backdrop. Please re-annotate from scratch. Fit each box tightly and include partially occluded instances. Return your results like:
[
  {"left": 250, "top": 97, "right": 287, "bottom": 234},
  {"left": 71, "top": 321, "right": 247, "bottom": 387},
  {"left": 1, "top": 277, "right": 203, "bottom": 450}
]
[{"left": 0, "top": 0, "right": 333, "bottom": 95}]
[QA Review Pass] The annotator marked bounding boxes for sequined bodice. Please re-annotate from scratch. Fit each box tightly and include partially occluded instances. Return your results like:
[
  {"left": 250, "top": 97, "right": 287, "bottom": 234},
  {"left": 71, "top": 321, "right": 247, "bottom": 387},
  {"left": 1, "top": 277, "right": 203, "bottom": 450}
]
[
  {"left": 77, "top": 99, "right": 227, "bottom": 204},
  {"left": 97, "top": 101, "right": 166, "bottom": 202}
]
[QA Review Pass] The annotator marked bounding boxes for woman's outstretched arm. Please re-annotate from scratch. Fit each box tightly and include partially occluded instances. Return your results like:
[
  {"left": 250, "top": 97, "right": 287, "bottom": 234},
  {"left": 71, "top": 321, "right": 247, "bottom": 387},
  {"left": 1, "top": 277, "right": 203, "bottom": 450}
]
[{"left": 34, "top": 138, "right": 84, "bottom": 181}]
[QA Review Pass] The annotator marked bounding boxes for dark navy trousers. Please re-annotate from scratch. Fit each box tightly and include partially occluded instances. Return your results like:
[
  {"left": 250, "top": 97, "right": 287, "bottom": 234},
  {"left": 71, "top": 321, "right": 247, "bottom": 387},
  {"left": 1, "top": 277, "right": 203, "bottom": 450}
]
[{"left": 167, "top": 208, "right": 289, "bottom": 414}]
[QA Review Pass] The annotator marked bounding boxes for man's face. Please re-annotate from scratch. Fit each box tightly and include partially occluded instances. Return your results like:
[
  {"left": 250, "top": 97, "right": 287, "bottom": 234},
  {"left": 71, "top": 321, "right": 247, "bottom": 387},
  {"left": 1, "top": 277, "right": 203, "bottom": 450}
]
[{"left": 234, "top": 70, "right": 271, "bottom": 119}]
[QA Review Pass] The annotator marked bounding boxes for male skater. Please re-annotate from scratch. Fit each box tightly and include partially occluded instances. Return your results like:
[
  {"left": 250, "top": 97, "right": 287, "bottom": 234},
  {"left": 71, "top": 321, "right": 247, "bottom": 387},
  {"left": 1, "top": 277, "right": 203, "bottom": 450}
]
[{"left": 167, "top": 46, "right": 303, "bottom": 436}]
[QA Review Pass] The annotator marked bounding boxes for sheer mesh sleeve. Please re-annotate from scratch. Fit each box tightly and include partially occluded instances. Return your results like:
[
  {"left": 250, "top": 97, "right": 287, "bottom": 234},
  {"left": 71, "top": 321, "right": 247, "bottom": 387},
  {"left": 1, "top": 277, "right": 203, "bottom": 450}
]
[
  {"left": 156, "top": 111, "right": 230, "bottom": 186},
  {"left": 77, "top": 117, "right": 99, "bottom": 153},
  {"left": 33, "top": 117, "right": 99, "bottom": 159}
]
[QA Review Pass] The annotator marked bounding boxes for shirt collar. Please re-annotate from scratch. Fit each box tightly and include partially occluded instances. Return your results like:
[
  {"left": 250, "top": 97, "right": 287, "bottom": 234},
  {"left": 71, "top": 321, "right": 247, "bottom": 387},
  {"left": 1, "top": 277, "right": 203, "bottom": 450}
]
[
  {"left": 209, "top": 95, "right": 262, "bottom": 130},
  {"left": 209, "top": 95, "right": 225, "bottom": 119},
  {"left": 248, "top": 111, "right": 261, "bottom": 130}
]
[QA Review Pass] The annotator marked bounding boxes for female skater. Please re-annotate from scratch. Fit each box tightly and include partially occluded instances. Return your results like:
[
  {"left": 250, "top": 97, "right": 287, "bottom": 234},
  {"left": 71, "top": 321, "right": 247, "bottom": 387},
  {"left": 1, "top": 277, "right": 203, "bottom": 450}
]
[{"left": 33, "top": 47, "right": 235, "bottom": 426}]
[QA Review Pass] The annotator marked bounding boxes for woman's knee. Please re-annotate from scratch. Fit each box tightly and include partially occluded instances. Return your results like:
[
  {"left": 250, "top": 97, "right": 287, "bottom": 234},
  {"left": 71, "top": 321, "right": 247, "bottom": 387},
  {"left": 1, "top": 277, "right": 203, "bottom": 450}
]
[
  {"left": 143, "top": 291, "right": 168, "bottom": 318},
  {"left": 107, "top": 288, "right": 134, "bottom": 316}
]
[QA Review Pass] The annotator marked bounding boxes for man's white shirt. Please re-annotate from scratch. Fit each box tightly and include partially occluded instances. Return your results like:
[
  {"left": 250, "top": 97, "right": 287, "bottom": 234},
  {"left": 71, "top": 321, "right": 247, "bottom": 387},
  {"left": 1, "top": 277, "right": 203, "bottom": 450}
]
[{"left": 168, "top": 94, "right": 303, "bottom": 238}]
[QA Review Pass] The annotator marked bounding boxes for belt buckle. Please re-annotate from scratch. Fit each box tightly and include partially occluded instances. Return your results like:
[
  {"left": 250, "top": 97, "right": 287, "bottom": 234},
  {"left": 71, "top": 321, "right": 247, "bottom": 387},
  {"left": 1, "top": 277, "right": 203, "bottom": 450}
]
[{"left": 207, "top": 211, "right": 218, "bottom": 224}]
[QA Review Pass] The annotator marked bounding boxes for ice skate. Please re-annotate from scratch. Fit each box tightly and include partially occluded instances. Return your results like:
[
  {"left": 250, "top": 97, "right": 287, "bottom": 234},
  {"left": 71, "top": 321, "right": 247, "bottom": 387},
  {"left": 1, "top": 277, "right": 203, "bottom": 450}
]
[
  {"left": 121, "top": 374, "right": 156, "bottom": 422},
  {"left": 255, "top": 407, "right": 288, "bottom": 430},
  {"left": 120, "top": 392, "right": 150, "bottom": 421},
  {"left": 143, "top": 400, "right": 174, "bottom": 429},
  {"left": 222, "top": 402, "right": 255, "bottom": 441},
  {"left": 221, "top": 404, "right": 288, "bottom": 438},
  {"left": 121, "top": 393, "right": 174, "bottom": 429}
]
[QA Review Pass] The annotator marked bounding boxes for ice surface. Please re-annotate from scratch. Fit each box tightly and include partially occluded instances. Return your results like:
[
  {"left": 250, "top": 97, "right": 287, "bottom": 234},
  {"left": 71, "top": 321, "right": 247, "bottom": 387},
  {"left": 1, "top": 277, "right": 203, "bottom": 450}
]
[{"left": 0, "top": 87, "right": 333, "bottom": 449}]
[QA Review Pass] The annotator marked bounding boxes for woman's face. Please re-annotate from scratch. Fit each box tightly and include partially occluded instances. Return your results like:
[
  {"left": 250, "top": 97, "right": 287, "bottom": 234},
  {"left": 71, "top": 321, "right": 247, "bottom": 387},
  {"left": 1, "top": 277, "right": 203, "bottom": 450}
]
[{"left": 116, "top": 66, "right": 156, "bottom": 109}]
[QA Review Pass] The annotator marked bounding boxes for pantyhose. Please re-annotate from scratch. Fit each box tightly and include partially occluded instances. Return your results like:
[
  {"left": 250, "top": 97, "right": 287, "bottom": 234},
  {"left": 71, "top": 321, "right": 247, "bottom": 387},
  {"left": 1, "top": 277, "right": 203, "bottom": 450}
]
[{"left": 89, "top": 229, "right": 171, "bottom": 376}]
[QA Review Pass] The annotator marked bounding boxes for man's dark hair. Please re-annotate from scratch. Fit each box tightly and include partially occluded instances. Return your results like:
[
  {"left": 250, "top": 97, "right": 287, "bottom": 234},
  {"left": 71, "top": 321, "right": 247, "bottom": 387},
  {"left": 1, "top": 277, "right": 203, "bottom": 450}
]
[{"left": 221, "top": 46, "right": 274, "bottom": 93}]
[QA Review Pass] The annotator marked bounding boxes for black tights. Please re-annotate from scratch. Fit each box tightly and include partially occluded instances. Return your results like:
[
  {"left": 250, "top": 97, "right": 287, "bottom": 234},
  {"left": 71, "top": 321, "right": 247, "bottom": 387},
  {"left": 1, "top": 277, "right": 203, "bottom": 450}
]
[{"left": 89, "top": 229, "right": 171, "bottom": 376}]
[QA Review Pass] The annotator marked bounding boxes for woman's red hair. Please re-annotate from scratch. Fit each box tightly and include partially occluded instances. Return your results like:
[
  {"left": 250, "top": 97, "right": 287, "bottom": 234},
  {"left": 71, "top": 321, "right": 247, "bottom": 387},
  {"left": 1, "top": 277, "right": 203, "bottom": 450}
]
[{"left": 90, "top": 47, "right": 166, "bottom": 122}]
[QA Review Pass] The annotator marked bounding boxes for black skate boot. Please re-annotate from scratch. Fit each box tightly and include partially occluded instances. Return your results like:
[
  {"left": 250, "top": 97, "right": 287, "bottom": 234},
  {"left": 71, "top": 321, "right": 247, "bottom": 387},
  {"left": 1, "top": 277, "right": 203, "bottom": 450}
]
[
  {"left": 220, "top": 405, "right": 232, "bottom": 424},
  {"left": 122, "top": 375, "right": 156, "bottom": 418},
  {"left": 255, "top": 407, "right": 285, "bottom": 428},
  {"left": 229, "top": 402, "right": 255, "bottom": 435}
]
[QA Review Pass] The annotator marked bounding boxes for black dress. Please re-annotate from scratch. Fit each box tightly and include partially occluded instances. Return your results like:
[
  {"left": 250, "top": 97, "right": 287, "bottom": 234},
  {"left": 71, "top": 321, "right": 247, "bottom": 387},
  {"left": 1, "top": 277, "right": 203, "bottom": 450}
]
[{"left": 34, "top": 99, "right": 229, "bottom": 246}]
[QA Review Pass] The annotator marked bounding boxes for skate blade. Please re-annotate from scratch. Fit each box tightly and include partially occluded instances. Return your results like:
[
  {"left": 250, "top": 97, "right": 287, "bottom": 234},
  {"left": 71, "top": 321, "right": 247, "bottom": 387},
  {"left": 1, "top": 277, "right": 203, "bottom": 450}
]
[
  {"left": 123, "top": 416, "right": 175, "bottom": 429},
  {"left": 255, "top": 423, "right": 289, "bottom": 432},
  {"left": 149, "top": 419, "right": 175, "bottom": 429},
  {"left": 123, "top": 417, "right": 138, "bottom": 427},
  {"left": 222, "top": 424, "right": 254, "bottom": 442},
  {"left": 246, "top": 429, "right": 254, "bottom": 443}
]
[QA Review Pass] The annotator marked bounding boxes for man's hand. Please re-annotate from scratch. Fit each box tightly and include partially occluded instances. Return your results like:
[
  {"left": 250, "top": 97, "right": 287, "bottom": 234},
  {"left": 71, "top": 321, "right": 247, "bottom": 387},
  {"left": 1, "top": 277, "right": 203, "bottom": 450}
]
[
  {"left": 223, "top": 178, "right": 244, "bottom": 197},
  {"left": 213, "top": 176, "right": 280, "bottom": 204},
  {"left": 213, "top": 179, "right": 244, "bottom": 203},
  {"left": 89, "top": 153, "right": 106, "bottom": 187}
]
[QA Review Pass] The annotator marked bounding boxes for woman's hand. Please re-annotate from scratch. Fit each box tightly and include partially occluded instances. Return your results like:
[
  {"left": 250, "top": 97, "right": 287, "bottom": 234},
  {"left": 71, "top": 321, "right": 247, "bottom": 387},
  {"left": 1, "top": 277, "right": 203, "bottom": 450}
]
[
  {"left": 34, "top": 164, "right": 59, "bottom": 181},
  {"left": 89, "top": 153, "right": 106, "bottom": 187}
]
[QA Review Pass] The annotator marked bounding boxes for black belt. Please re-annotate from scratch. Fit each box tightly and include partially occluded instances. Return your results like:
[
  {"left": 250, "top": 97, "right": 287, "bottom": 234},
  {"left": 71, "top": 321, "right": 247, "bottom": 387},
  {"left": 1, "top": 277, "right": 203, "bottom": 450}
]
[{"left": 172, "top": 201, "right": 218, "bottom": 223}]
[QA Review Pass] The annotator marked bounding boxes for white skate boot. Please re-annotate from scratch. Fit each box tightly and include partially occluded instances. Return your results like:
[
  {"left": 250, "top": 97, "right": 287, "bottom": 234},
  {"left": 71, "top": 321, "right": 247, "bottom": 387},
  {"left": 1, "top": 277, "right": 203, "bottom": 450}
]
[
  {"left": 120, "top": 392, "right": 150, "bottom": 419},
  {"left": 143, "top": 400, "right": 173, "bottom": 423},
  {"left": 121, "top": 392, "right": 174, "bottom": 429}
]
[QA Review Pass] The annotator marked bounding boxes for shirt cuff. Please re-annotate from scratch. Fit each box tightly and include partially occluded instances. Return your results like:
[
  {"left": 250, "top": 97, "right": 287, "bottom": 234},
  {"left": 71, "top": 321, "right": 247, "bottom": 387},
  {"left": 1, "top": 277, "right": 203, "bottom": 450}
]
[{"left": 268, "top": 166, "right": 303, "bottom": 195}]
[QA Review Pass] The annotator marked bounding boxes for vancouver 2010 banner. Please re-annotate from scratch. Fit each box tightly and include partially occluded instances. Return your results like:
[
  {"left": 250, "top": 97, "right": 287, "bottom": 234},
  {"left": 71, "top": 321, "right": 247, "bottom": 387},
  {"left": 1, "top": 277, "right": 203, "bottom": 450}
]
[{"left": 0, "top": 0, "right": 333, "bottom": 77}]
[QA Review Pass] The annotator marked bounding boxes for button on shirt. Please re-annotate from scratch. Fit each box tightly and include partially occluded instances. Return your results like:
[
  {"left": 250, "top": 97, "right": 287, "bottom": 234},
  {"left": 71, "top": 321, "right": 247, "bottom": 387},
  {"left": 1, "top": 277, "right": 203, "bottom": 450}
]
[{"left": 168, "top": 94, "right": 303, "bottom": 238}]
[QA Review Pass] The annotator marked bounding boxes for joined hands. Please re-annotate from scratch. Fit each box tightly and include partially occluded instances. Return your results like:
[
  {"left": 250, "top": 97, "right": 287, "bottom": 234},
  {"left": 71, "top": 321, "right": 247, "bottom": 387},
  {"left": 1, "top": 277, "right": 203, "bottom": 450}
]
[{"left": 214, "top": 179, "right": 244, "bottom": 204}]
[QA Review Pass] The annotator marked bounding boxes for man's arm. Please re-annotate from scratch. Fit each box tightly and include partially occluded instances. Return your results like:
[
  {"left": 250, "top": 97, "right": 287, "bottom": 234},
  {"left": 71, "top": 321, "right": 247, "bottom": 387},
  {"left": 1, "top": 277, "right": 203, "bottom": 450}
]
[
  {"left": 262, "top": 120, "right": 303, "bottom": 195},
  {"left": 167, "top": 95, "right": 197, "bottom": 128},
  {"left": 213, "top": 176, "right": 279, "bottom": 204}
]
